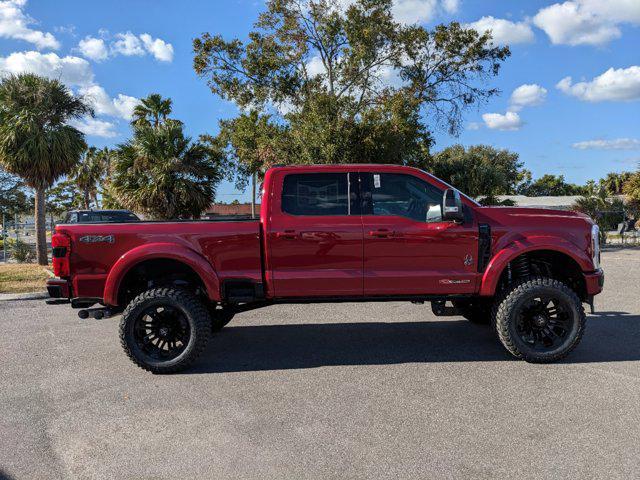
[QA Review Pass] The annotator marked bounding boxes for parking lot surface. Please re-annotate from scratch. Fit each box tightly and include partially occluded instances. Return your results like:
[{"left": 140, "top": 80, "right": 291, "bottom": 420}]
[{"left": 1, "top": 249, "right": 639, "bottom": 479}]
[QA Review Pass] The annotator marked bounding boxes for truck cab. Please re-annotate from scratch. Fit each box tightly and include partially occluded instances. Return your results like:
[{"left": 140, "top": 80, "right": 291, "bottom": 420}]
[{"left": 47, "top": 164, "right": 604, "bottom": 373}]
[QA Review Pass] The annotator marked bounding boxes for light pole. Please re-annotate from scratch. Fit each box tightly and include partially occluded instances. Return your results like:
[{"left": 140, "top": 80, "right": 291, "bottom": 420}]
[
  {"left": 251, "top": 171, "right": 256, "bottom": 219},
  {"left": 1, "top": 211, "right": 6, "bottom": 263}
]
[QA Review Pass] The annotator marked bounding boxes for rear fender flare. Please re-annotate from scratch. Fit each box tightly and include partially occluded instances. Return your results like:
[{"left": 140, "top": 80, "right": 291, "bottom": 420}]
[
  {"left": 103, "top": 243, "right": 220, "bottom": 306},
  {"left": 479, "top": 237, "right": 592, "bottom": 296}
]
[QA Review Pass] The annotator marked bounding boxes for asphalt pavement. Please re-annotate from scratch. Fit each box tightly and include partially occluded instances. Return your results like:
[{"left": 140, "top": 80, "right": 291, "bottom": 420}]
[{"left": 1, "top": 248, "right": 639, "bottom": 479}]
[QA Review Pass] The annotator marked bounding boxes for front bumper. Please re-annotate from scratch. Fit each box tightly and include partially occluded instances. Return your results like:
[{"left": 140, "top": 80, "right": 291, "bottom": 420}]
[{"left": 585, "top": 268, "right": 604, "bottom": 296}]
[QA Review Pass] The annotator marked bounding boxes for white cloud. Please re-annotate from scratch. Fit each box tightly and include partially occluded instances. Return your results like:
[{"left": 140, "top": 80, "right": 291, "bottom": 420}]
[
  {"left": 510, "top": 84, "right": 547, "bottom": 110},
  {"left": 465, "top": 16, "right": 534, "bottom": 45},
  {"left": 305, "top": 56, "right": 325, "bottom": 77},
  {"left": 77, "top": 36, "right": 108, "bottom": 61},
  {"left": 78, "top": 31, "right": 174, "bottom": 62},
  {"left": 112, "top": 94, "right": 140, "bottom": 120},
  {"left": 79, "top": 85, "right": 140, "bottom": 120},
  {"left": 556, "top": 66, "right": 640, "bottom": 102},
  {"left": 0, "top": 50, "right": 94, "bottom": 86},
  {"left": 572, "top": 138, "right": 640, "bottom": 150},
  {"left": 140, "top": 33, "right": 174, "bottom": 62},
  {"left": 482, "top": 111, "right": 523, "bottom": 131},
  {"left": 392, "top": 0, "right": 437, "bottom": 24},
  {"left": 533, "top": 0, "right": 640, "bottom": 46},
  {"left": 0, "top": 0, "right": 60, "bottom": 49},
  {"left": 68, "top": 117, "right": 117, "bottom": 138},
  {"left": 467, "top": 122, "right": 482, "bottom": 131},
  {"left": 111, "top": 32, "right": 145, "bottom": 57},
  {"left": 442, "top": 0, "right": 458, "bottom": 14},
  {"left": 0, "top": 50, "right": 139, "bottom": 136}
]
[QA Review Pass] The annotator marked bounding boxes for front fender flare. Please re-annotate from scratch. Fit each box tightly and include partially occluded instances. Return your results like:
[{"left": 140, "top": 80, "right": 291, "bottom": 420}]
[
  {"left": 103, "top": 243, "right": 221, "bottom": 306},
  {"left": 479, "top": 237, "right": 593, "bottom": 296}
]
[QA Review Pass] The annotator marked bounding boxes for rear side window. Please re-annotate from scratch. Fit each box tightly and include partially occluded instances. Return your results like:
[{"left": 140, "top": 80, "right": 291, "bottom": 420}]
[
  {"left": 282, "top": 173, "right": 349, "bottom": 216},
  {"left": 78, "top": 212, "right": 101, "bottom": 222},
  {"left": 100, "top": 212, "right": 139, "bottom": 222},
  {"left": 363, "top": 173, "right": 443, "bottom": 222}
]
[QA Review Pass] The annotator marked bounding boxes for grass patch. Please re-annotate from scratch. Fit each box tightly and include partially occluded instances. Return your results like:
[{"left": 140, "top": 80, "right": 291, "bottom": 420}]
[{"left": 0, "top": 264, "right": 51, "bottom": 294}]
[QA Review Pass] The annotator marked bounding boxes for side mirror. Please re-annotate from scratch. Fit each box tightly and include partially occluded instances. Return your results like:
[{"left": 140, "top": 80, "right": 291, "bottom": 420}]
[{"left": 442, "top": 188, "right": 464, "bottom": 223}]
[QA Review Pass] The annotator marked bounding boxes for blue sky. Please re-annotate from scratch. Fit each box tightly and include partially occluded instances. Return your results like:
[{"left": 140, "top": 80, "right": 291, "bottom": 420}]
[{"left": 1, "top": 0, "right": 639, "bottom": 202}]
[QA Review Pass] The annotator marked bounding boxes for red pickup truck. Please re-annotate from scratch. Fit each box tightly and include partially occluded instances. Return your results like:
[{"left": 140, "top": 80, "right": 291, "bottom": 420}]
[{"left": 47, "top": 164, "right": 604, "bottom": 373}]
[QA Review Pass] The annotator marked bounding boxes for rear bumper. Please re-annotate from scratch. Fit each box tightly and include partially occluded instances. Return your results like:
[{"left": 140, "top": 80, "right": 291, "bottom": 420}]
[
  {"left": 46, "top": 278, "right": 71, "bottom": 299},
  {"left": 585, "top": 269, "right": 604, "bottom": 296}
]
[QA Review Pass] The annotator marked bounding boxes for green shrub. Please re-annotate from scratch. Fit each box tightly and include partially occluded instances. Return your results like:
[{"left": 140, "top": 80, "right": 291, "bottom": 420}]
[
  {"left": 12, "top": 239, "right": 35, "bottom": 263},
  {"left": 0, "top": 237, "right": 15, "bottom": 251}
]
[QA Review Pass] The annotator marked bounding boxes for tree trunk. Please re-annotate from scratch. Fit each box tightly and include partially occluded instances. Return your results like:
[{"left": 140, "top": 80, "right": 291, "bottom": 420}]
[
  {"left": 84, "top": 189, "right": 90, "bottom": 209},
  {"left": 35, "top": 187, "right": 48, "bottom": 265}
]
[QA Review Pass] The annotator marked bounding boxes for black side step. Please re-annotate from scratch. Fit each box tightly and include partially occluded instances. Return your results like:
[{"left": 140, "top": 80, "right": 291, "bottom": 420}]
[{"left": 223, "top": 280, "right": 265, "bottom": 304}]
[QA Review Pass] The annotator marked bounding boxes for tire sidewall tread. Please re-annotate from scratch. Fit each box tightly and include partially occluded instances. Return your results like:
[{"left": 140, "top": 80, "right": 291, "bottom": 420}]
[
  {"left": 119, "top": 287, "right": 211, "bottom": 374},
  {"left": 492, "top": 277, "right": 586, "bottom": 363}
]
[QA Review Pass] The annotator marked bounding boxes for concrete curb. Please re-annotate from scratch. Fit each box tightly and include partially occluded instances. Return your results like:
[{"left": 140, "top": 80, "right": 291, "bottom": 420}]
[{"left": 0, "top": 291, "right": 49, "bottom": 302}]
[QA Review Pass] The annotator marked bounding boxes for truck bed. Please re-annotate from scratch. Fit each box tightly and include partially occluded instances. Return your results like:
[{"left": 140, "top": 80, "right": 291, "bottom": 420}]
[{"left": 55, "top": 220, "right": 262, "bottom": 300}]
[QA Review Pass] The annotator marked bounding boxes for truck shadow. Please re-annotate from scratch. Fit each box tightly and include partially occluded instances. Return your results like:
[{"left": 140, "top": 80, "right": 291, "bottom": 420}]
[{"left": 191, "top": 311, "right": 640, "bottom": 374}]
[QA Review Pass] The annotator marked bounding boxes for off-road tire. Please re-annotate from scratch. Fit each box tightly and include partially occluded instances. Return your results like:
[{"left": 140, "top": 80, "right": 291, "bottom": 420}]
[
  {"left": 493, "top": 277, "right": 586, "bottom": 363},
  {"left": 210, "top": 305, "right": 235, "bottom": 332},
  {"left": 119, "top": 287, "right": 211, "bottom": 374},
  {"left": 453, "top": 299, "right": 493, "bottom": 324}
]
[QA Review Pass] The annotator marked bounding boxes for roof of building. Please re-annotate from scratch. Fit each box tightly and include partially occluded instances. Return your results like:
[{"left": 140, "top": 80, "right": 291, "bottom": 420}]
[
  {"left": 206, "top": 203, "right": 258, "bottom": 215},
  {"left": 495, "top": 195, "right": 583, "bottom": 209}
]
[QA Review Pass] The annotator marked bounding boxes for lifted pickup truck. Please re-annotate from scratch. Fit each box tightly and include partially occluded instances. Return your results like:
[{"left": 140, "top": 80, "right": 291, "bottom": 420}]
[{"left": 47, "top": 164, "right": 604, "bottom": 373}]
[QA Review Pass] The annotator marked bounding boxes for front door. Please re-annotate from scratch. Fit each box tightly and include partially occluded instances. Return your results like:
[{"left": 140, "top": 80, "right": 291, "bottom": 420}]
[
  {"left": 360, "top": 172, "right": 479, "bottom": 296},
  {"left": 267, "top": 171, "right": 363, "bottom": 297}
]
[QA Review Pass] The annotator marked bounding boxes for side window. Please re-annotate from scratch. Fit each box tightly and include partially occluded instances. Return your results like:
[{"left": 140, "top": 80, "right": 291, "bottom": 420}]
[
  {"left": 66, "top": 213, "right": 77, "bottom": 223},
  {"left": 78, "top": 212, "right": 101, "bottom": 223},
  {"left": 365, "top": 173, "right": 443, "bottom": 222},
  {"left": 282, "top": 173, "right": 350, "bottom": 216}
]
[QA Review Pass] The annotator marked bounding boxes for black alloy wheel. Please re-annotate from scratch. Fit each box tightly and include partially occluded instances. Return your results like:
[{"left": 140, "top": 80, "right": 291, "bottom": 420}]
[
  {"left": 133, "top": 305, "right": 190, "bottom": 360},
  {"left": 515, "top": 294, "right": 574, "bottom": 351}
]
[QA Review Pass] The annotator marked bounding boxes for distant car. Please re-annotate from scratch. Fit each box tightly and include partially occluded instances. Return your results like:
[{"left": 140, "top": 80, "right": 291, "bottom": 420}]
[{"left": 64, "top": 210, "right": 140, "bottom": 224}]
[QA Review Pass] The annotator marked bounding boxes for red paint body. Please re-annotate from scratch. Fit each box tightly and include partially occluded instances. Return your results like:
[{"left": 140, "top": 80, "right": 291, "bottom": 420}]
[{"left": 49, "top": 165, "right": 603, "bottom": 306}]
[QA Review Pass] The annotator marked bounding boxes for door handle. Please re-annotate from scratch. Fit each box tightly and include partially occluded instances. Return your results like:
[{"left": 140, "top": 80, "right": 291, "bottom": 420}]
[
  {"left": 368, "top": 229, "right": 393, "bottom": 238},
  {"left": 276, "top": 230, "right": 297, "bottom": 239}
]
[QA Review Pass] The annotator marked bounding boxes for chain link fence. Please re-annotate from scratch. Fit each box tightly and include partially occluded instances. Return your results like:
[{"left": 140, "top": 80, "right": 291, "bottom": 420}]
[{"left": 0, "top": 217, "right": 54, "bottom": 263}]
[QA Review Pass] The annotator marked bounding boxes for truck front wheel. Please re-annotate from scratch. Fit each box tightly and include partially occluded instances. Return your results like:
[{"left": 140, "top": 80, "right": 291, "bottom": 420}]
[
  {"left": 119, "top": 287, "right": 211, "bottom": 373},
  {"left": 493, "top": 277, "right": 585, "bottom": 363}
]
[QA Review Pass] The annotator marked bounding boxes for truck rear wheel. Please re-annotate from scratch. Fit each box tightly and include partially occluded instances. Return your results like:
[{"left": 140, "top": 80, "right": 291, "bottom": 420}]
[
  {"left": 119, "top": 287, "right": 211, "bottom": 374},
  {"left": 493, "top": 277, "right": 585, "bottom": 363}
]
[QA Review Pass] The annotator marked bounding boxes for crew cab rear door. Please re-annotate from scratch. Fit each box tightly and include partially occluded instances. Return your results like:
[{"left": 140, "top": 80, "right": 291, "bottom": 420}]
[
  {"left": 360, "top": 171, "right": 479, "bottom": 295},
  {"left": 266, "top": 170, "right": 363, "bottom": 297}
]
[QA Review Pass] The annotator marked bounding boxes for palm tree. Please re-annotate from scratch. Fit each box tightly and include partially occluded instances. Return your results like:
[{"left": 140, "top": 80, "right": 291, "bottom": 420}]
[
  {"left": 111, "top": 120, "right": 223, "bottom": 219},
  {"left": 132, "top": 93, "right": 173, "bottom": 128},
  {"left": 0, "top": 74, "right": 91, "bottom": 264},
  {"left": 72, "top": 147, "right": 107, "bottom": 209},
  {"left": 601, "top": 172, "right": 632, "bottom": 196}
]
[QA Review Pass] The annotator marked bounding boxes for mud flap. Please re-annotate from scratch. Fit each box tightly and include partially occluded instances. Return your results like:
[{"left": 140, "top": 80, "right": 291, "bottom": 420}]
[{"left": 431, "top": 300, "right": 462, "bottom": 317}]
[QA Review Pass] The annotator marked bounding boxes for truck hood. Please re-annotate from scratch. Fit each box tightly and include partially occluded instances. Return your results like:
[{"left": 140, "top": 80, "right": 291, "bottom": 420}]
[
  {"left": 476, "top": 206, "right": 593, "bottom": 223},
  {"left": 475, "top": 206, "right": 595, "bottom": 260}
]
